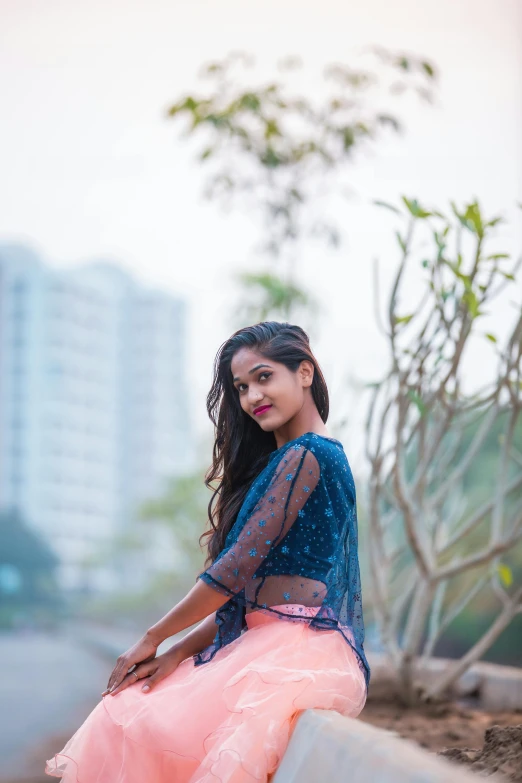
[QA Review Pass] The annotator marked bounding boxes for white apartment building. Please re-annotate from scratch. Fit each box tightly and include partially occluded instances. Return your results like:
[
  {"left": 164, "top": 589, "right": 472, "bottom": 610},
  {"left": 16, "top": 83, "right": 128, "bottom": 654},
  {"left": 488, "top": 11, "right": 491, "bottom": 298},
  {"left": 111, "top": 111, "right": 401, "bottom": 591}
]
[{"left": 0, "top": 244, "right": 193, "bottom": 592}]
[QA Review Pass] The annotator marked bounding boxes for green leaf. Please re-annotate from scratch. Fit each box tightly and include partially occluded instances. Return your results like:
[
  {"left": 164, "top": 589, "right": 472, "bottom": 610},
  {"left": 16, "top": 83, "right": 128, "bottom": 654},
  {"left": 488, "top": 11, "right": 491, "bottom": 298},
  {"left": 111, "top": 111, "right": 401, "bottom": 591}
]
[
  {"left": 396, "top": 231, "right": 407, "bottom": 253},
  {"left": 395, "top": 314, "right": 414, "bottom": 324},
  {"left": 498, "top": 563, "right": 513, "bottom": 588},
  {"left": 406, "top": 389, "right": 427, "bottom": 416},
  {"left": 450, "top": 201, "right": 464, "bottom": 224},
  {"left": 373, "top": 199, "right": 401, "bottom": 215},
  {"left": 444, "top": 259, "right": 470, "bottom": 285},
  {"left": 485, "top": 333, "right": 497, "bottom": 343},
  {"left": 342, "top": 125, "right": 355, "bottom": 149},
  {"left": 401, "top": 196, "right": 431, "bottom": 218},
  {"left": 376, "top": 114, "right": 401, "bottom": 132},
  {"left": 462, "top": 290, "right": 480, "bottom": 317},
  {"left": 464, "top": 202, "right": 484, "bottom": 237}
]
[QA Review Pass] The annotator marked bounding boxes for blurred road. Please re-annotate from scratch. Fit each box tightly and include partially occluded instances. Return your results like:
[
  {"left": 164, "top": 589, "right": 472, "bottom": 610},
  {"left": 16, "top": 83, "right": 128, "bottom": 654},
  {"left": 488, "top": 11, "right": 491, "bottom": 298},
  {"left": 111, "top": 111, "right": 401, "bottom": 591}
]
[
  {"left": 0, "top": 621, "right": 184, "bottom": 782},
  {"left": 0, "top": 624, "right": 134, "bottom": 781}
]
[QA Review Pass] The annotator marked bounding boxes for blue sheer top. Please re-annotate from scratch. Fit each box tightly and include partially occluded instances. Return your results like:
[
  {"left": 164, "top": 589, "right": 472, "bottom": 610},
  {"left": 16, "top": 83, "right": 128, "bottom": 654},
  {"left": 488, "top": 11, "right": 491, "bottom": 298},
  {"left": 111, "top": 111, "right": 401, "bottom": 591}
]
[{"left": 193, "top": 431, "right": 371, "bottom": 690}]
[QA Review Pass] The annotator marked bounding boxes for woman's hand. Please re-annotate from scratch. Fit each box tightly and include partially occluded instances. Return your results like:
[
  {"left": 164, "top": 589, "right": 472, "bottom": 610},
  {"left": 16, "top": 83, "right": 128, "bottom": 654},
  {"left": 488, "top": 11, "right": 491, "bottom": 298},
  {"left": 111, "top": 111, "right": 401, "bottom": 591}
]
[
  {"left": 102, "top": 633, "right": 160, "bottom": 696},
  {"left": 103, "top": 646, "right": 186, "bottom": 696}
]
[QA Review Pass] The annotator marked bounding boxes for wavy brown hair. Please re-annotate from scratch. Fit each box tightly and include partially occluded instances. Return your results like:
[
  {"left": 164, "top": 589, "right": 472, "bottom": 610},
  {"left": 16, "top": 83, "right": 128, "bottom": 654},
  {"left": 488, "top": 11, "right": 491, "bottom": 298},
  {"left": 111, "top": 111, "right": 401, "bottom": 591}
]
[{"left": 199, "top": 321, "right": 330, "bottom": 568}]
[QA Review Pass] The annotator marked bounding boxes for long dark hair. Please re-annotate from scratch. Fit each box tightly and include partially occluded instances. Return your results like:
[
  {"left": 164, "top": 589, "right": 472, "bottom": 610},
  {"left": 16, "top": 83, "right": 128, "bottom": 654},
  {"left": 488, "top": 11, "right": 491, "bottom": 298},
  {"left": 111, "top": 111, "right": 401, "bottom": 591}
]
[{"left": 200, "top": 321, "right": 330, "bottom": 567}]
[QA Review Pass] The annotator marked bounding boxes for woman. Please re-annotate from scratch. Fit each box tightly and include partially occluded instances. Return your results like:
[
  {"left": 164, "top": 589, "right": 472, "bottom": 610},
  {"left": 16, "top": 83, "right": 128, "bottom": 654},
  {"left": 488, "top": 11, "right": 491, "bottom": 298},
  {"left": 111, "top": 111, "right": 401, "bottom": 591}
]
[{"left": 45, "top": 321, "right": 371, "bottom": 783}]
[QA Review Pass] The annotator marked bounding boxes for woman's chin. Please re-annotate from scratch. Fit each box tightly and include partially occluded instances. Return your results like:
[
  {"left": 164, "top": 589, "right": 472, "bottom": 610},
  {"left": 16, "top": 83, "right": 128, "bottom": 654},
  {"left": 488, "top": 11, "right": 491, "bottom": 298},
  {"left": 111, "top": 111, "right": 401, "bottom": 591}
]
[{"left": 256, "top": 418, "right": 277, "bottom": 432}]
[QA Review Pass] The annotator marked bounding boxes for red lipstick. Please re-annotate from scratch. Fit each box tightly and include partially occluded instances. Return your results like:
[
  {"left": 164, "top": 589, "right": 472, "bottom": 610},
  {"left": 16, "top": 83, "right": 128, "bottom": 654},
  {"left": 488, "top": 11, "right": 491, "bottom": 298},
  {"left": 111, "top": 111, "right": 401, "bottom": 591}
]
[{"left": 253, "top": 405, "right": 272, "bottom": 416}]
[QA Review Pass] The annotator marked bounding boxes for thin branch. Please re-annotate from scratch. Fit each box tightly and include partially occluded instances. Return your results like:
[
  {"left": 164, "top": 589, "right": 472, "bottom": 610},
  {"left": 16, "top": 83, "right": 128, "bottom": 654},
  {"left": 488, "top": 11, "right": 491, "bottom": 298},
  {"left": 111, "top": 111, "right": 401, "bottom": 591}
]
[
  {"left": 424, "top": 585, "right": 522, "bottom": 699},
  {"left": 434, "top": 517, "right": 522, "bottom": 582},
  {"left": 438, "top": 474, "right": 522, "bottom": 556}
]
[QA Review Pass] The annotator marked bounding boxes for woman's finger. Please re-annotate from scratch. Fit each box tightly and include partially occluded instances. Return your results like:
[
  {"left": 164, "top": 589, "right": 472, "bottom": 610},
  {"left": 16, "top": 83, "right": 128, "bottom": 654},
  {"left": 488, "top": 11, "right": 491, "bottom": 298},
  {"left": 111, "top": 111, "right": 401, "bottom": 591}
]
[
  {"left": 106, "top": 655, "right": 125, "bottom": 691},
  {"left": 106, "top": 648, "right": 158, "bottom": 693},
  {"left": 108, "top": 670, "right": 138, "bottom": 697},
  {"left": 106, "top": 660, "right": 124, "bottom": 693},
  {"left": 107, "top": 656, "right": 135, "bottom": 693},
  {"left": 106, "top": 670, "right": 138, "bottom": 696},
  {"left": 109, "top": 662, "right": 133, "bottom": 693},
  {"left": 104, "top": 636, "right": 159, "bottom": 693},
  {"left": 140, "top": 656, "right": 180, "bottom": 693},
  {"left": 108, "top": 662, "right": 157, "bottom": 697}
]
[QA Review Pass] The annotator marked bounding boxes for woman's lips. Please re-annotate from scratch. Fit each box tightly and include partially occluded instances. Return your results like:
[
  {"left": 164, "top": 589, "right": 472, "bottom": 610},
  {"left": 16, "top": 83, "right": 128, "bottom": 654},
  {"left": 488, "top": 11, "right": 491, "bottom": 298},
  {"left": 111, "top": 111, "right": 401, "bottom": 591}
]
[{"left": 254, "top": 405, "right": 273, "bottom": 416}]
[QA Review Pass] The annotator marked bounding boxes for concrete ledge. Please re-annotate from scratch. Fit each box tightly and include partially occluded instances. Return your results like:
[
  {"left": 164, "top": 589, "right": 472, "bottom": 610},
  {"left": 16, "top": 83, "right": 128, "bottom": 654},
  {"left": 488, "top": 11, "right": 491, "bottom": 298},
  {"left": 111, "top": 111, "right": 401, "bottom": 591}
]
[
  {"left": 272, "top": 709, "right": 501, "bottom": 783},
  {"left": 469, "top": 661, "right": 522, "bottom": 711}
]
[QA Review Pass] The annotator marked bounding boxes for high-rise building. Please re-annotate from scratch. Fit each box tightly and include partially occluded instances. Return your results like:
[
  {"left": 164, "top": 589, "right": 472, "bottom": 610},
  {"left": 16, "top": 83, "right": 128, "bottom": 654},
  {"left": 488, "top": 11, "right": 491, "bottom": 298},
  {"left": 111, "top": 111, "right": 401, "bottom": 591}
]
[{"left": 0, "top": 244, "right": 193, "bottom": 592}]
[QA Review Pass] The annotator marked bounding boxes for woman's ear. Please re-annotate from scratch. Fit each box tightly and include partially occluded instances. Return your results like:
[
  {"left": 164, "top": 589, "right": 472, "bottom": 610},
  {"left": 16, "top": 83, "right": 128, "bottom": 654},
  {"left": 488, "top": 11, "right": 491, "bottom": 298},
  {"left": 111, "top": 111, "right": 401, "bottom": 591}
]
[{"left": 299, "top": 360, "right": 314, "bottom": 387}]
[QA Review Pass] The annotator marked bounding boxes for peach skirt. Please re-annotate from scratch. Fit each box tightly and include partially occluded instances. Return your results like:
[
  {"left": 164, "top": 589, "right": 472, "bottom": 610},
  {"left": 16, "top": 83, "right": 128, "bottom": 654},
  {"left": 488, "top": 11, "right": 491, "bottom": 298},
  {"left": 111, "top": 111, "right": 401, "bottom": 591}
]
[{"left": 45, "top": 604, "right": 367, "bottom": 783}]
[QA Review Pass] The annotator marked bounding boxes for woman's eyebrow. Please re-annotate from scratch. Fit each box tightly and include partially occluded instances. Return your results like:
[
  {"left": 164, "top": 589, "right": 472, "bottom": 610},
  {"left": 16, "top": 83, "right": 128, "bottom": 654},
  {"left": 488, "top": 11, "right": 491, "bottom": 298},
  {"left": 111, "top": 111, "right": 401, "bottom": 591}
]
[{"left": 233, "top": 363, "right": 272, "bottom": 382}]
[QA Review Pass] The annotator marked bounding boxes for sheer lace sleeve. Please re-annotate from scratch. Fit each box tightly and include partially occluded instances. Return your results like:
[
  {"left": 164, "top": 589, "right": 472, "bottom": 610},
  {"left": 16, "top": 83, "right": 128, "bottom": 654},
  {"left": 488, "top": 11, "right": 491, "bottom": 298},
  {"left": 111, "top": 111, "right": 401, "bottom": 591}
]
[{"left": 198, "top": 442, "right": 320, "bottom": 600}]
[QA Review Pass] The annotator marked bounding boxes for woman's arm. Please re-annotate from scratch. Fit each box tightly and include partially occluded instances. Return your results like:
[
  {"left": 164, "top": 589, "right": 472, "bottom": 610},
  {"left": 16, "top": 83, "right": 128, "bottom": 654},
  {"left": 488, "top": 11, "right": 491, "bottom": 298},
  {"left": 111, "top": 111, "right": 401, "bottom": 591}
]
[
  {"left": 168, "top": 610, "right": 218, "bottom": 660},
  {"left": 104, "top": 585, "right": 224, "bottom": 695},
  {"left": 104, "top": 611, "right": 220, "bottom": 696},
  {"left": 145, "top": 578, "right": 228, "bottom": 647}
]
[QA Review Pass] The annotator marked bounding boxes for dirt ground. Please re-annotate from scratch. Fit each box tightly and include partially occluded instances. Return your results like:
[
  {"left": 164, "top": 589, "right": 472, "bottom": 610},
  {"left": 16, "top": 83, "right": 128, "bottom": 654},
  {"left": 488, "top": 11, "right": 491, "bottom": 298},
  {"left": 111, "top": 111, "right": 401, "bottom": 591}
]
[
  {"left": 359, "top": 678, "right": 522, "bottom": 781},
  {"left": 4, "top": 684, "right": 522, "bottom": 783}
]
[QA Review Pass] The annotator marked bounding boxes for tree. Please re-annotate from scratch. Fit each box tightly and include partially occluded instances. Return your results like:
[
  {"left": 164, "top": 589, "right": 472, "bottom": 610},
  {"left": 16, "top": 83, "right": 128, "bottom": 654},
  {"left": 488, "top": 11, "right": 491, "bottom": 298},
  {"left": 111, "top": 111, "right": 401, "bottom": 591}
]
[
  {"left": 0, "top": 509, "right": 60, "bottom": 611},
  {"left": 165, "top": 49, "right": 437, "bottom": 323},
  {"left": 365, "top": 196, "right": 522, "bottom": 704}
]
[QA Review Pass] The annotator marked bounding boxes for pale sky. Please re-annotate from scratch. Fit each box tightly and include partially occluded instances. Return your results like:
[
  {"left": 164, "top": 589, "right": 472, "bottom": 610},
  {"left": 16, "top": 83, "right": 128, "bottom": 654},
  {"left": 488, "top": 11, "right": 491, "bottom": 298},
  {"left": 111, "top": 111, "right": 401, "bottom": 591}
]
[{"left": 1, "top": 0, "right": 521, "bottom": 458}]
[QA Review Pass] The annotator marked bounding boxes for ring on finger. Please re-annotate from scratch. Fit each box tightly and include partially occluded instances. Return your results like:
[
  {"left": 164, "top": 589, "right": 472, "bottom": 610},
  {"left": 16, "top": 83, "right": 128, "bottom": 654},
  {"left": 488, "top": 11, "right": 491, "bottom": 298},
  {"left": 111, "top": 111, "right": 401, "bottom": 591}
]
[{"left": 132, "top": 671, "right": 139, "bottom": 681}]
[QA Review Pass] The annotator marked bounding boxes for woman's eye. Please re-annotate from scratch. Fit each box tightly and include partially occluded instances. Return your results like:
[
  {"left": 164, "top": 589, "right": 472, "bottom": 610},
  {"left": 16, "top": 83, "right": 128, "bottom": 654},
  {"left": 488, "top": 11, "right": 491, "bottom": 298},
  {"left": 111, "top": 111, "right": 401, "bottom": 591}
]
[{"left": 237, "top": 372, "right": 272, "bottom": 392}]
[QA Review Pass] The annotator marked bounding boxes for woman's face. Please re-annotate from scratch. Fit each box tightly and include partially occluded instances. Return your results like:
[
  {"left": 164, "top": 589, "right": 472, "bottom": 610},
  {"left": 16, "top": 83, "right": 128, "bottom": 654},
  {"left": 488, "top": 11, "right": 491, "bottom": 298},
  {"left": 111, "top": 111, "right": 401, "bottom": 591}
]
[{"left": 230, "top": 347, "right": 313, "bottom": 432}]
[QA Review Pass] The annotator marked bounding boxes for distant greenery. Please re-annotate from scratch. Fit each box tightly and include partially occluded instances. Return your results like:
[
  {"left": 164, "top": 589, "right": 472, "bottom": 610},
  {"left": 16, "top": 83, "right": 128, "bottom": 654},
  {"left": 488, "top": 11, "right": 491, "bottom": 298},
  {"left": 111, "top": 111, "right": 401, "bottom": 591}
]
[
  {"left": 0, "top": 509, "right": 64, "bottom": 628},
  {"left": 139, "top": 469, "right": 210, "bottom": 578}
]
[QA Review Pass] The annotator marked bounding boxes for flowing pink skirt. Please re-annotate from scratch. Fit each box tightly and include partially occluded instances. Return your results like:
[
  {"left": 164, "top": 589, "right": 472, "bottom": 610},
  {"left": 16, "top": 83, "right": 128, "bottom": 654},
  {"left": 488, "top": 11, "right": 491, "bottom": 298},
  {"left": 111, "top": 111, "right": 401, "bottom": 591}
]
[{"left": 45, "top": 604, "right": 367, "bottom": 783}]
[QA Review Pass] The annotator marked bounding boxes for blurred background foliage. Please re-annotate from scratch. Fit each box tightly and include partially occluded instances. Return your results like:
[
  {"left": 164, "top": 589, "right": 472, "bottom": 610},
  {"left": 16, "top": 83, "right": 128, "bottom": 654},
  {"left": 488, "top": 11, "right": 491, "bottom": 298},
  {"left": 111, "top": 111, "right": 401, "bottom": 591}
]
[
  {"left": 165, "top": 48, "right": 437, "bottom": 322},
  {"left": 359, "top": 409, "right": 522, "bottom": 667},
  {"left": 0, "top": 510, "right": 64, "bottom": 629}
]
